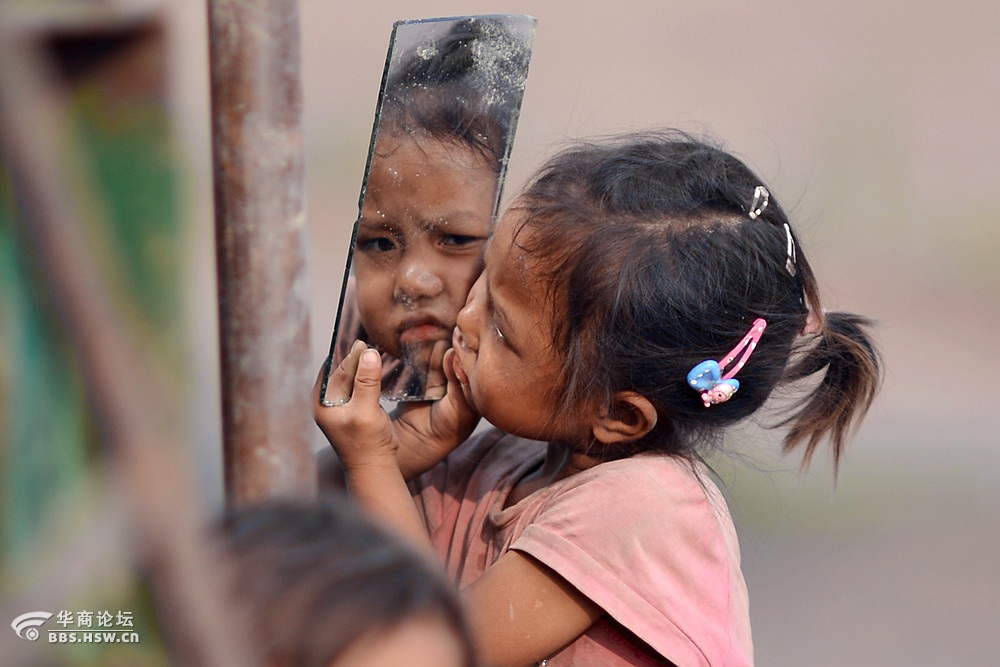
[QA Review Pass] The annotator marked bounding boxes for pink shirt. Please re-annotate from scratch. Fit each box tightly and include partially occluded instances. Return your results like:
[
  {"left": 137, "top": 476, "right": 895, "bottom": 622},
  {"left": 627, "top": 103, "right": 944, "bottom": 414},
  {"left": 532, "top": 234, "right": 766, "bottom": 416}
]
[{"left": 409, "top": 429, "right": 753, "bottom": 667}]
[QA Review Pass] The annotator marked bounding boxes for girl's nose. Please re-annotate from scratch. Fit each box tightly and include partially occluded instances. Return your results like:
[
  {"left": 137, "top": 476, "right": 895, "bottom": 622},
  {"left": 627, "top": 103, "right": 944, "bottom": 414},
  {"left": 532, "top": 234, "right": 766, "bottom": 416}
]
[
  {"left": 393, "top": 259, "right": 443, "bottom": 305},
  {"left": 455, "top": 275, "right": 484, "bottom": 352}
]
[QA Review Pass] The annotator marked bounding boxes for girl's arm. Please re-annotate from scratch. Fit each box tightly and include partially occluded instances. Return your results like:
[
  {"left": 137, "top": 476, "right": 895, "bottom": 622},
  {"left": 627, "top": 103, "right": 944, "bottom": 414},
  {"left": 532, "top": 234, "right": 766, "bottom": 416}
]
[{"left": 464, "top": 550, "right": 604, "bottom": 666}]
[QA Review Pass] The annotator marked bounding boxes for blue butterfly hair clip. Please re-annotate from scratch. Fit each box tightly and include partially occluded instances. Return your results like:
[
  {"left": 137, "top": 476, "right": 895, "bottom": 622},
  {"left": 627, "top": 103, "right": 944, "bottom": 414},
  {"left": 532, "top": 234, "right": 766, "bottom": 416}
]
[{"left": 687, "top": 318, "right": 767, "bottom": 408}]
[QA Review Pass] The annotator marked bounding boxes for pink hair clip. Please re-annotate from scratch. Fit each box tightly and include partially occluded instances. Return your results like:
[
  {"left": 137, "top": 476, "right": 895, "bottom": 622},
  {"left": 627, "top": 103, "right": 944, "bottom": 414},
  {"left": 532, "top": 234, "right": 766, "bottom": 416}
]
[{"left": 687, "top": 318, "right": 767, "bottom": 408}]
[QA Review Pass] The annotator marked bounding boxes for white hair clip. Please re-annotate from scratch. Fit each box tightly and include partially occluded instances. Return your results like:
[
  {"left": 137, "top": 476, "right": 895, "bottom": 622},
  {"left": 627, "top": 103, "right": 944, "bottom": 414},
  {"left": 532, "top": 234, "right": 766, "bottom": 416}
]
[
  {"left": 783, "top": 222, "right": 797, "bottom": 277},
  {"left": 748, "top": 185, "right": 769, "bottom": 219},
  {"left": 749, "top": 186, "right": 796, "bottom": 277}
]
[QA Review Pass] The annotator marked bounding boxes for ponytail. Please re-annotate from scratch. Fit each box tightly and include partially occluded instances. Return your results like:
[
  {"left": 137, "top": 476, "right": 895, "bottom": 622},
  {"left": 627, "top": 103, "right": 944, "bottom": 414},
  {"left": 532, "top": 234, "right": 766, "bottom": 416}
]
[{"left": 778, "top": 311, "right": 883, "bottom": 475}]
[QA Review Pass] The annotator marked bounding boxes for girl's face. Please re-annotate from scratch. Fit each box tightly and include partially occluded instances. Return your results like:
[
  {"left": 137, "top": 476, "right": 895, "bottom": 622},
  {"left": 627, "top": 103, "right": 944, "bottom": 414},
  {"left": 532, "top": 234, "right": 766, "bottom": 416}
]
[
  {"left": 353, "top": 132, "right": 495, "bottom": 367},
  {"left": 451, "top": 208, "right": 580, "bottom": 442}
]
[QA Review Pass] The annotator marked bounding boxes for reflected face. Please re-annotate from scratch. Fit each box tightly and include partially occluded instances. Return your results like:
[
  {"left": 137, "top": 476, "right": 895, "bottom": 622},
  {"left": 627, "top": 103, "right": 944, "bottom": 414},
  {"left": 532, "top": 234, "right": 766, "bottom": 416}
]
[
  {"left": 334, "top": 612, "right": 468, "bottom": 667},
  {"left": 450, "top": 207, "right": 578, "bottom": 442},
  {"left": 354, "top": 132, "right": 496, "bottom": 367}
]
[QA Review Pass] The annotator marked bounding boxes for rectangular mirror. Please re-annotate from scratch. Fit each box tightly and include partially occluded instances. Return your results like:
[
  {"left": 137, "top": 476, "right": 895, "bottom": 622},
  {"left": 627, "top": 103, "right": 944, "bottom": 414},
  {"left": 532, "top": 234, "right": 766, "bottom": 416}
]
[{"left": 320, "top": 15, "right": 536, "bottom": 404}]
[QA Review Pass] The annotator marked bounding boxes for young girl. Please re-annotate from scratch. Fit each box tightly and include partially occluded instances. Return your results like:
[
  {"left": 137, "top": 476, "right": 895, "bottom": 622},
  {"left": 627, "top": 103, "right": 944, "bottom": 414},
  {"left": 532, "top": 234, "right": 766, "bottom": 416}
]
[{"left": 316, "top": 130, "right": 882, "bottom": 667}]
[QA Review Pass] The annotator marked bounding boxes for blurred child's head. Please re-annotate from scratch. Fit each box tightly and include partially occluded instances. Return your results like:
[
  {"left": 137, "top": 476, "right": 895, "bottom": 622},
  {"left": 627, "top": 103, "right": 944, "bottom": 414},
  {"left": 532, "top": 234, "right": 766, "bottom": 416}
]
[
  {"left": 454, "top": 131, "right": 880, "bottom": 469},
  {"left": 217, "top": 498, "right": 474, "bottom": 667}
]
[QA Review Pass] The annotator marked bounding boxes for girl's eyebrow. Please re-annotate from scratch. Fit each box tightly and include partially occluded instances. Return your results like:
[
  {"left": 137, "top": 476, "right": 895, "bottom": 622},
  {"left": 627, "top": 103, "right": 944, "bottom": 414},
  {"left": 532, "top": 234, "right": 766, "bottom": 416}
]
[
  {"left": 357, "top": 218, "right": 395, "bottom": 231},
  {"left": 415, "top": 215, "right": 481, "bottom": 235}
]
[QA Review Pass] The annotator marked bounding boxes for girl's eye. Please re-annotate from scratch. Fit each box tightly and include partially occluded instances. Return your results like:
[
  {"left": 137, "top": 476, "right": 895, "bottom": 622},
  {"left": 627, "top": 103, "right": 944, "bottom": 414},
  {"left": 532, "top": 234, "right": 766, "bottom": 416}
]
[
  {"left": 441, "top": 234, "right": 482, "bottom": 248},
  {"left": 358, "top": 236, "right": 397, "bottom": 253},
  {"left": 492, "top": 319, "right": 506, "bottom": 343}
]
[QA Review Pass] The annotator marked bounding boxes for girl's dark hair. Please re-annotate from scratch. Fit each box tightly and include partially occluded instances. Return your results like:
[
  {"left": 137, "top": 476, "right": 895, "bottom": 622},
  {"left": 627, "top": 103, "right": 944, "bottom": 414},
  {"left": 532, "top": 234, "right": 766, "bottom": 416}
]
[
  {"left": 217, "top": 498, "right": 474, "bottom": 667},
  {"left": 380, "top": 17, "right": 532, "bottom": 174},
  {"left": 514, "top": 130, "right": 882, "bottom": 472}
]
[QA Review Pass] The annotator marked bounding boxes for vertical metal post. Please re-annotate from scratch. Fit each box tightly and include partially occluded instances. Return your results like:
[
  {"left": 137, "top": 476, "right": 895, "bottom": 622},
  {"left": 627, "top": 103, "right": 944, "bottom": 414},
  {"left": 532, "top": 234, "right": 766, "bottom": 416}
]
[{"left": 207, "top": 0, "right": 315, "bottom": 505}]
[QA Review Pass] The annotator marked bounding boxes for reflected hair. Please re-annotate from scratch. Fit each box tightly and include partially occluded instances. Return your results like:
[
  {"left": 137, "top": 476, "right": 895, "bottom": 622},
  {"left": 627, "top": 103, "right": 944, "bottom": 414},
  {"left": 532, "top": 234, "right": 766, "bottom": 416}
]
[
  {"left": 381, "top": 17, "right": 531, "bottom": 173},
  {"left": 216, "top": 497, "right": 474, "bottom": 667},
  {"left": 513, "top": 130, "right": 882, "bottom": 472}
]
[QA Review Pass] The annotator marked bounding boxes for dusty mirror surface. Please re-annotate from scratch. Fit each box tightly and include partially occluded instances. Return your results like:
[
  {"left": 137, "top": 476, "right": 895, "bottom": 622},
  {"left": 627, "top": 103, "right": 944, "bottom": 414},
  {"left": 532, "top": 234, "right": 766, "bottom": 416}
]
[{"left": 321, "top": 15, "right": 535, "bottom": 404}]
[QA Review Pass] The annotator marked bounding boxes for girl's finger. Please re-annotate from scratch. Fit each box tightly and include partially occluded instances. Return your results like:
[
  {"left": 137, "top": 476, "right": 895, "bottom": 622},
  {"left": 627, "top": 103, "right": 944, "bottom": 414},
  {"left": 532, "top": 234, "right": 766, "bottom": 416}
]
[
  {"left": 349, "top": 347, "right": 384, "bottom": 409},
  {"left": 324, "top": 340, "right": 367, "bottom": 405},
  {"left": 443, "top": 348, "right": 462, "bottom": 389}
]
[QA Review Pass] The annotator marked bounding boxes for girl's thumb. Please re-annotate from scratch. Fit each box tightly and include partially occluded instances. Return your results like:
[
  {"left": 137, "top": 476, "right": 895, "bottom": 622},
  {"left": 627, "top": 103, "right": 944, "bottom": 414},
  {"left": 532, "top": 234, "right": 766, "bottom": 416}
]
[{"left": 353, "top": 348, "right": 383, "bottom": 398}]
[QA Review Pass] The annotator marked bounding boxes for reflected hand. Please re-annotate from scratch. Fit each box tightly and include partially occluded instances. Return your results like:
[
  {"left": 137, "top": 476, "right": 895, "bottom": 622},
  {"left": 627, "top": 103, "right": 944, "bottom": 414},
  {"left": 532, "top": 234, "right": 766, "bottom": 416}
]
[{"left": 422, "top": 339, "right": 449, "bottom": 400}]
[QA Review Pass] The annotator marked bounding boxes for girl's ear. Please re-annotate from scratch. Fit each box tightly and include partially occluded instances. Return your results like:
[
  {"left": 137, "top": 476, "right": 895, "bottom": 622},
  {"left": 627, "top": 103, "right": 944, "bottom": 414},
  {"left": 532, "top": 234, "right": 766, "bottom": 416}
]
[{"left": 590, "top": 391, "right": 658, "bottom": 445}]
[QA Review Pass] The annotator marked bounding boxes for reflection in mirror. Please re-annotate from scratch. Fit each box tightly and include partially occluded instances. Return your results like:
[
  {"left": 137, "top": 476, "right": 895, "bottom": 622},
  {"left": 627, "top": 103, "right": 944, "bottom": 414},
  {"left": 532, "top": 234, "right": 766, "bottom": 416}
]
[{"left": 321, "top": 15, "right": 536, "bottom": 404}]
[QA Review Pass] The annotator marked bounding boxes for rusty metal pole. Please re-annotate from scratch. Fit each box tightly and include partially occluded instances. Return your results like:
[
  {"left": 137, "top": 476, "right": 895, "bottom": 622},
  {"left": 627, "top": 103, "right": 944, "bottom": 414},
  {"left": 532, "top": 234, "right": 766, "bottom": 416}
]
[{"left": 207, "top": 0, "right": 315, "bottom": 505}]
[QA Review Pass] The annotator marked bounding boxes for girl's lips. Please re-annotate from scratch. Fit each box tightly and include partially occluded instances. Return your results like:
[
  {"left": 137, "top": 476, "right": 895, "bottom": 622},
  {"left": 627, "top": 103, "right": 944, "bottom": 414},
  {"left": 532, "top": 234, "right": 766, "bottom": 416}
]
[
  {"left": 451, "top": 350, "right": 470, "bottom": 386},
  {"left": 398, "top": 322, "right": 450, "bottom": 345}
]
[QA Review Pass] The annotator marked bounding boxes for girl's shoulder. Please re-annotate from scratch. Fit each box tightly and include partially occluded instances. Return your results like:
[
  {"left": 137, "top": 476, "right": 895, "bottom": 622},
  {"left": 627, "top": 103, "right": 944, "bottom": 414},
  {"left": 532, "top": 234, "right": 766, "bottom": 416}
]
[
  {"left": 532, "top": 453, "right": 736, "bottom": 544},
  {"left": 570, "top": 453, "right": 716, "bottom": 503}
]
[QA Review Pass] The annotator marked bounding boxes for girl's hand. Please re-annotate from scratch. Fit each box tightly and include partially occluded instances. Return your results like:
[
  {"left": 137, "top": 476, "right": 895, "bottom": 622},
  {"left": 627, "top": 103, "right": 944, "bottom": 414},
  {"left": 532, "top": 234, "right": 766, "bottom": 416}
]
[
  {"left": 314, "top": 340, "right": 397, "bottom": 471},
  {"left": 314, "top": 339, "right": 481, "bottom": 480},
  {"left": 393, "top": 346, "right": 481, "bottom": 478}
]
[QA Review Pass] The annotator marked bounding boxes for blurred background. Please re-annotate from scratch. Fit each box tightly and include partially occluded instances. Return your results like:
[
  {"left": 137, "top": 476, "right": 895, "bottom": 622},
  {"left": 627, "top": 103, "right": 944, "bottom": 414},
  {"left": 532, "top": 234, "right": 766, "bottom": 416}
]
[{"left": 2, "top": 0, "right": 998, "bottom": 665}]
